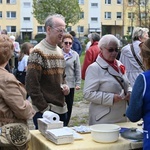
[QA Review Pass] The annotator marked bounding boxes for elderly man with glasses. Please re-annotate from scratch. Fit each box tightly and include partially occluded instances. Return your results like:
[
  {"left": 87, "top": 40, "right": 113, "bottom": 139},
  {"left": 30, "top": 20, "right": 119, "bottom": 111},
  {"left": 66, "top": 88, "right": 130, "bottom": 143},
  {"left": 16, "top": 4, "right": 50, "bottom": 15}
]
[{"left": 26, "top": 14, "right": 70, "bottom": 129}]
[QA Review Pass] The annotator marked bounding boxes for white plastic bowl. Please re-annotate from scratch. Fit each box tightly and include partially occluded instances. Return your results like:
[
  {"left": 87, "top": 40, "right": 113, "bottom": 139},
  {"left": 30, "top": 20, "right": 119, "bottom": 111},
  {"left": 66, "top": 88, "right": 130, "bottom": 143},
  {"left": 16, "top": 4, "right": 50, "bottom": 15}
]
[{"left": 90, "top": 124, "right": 121, "bottom": 143}]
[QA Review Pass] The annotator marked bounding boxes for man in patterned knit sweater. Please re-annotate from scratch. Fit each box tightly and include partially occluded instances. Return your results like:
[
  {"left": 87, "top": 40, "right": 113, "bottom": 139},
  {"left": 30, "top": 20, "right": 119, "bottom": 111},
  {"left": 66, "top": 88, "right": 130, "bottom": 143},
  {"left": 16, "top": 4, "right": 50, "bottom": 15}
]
[{"left": 25, "top": 14, "right": 70, "bottom": 129}]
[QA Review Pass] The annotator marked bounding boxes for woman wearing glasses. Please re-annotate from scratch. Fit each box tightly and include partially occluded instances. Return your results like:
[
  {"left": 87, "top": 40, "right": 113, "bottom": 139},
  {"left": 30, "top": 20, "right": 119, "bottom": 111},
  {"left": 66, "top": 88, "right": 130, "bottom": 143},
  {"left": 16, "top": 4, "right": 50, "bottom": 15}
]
[
  {"left": 83, "top": 34, "right": 132, "bottom": 125},
  {"left": 62, "top": 33, "right": 81, "bottom": 126}
]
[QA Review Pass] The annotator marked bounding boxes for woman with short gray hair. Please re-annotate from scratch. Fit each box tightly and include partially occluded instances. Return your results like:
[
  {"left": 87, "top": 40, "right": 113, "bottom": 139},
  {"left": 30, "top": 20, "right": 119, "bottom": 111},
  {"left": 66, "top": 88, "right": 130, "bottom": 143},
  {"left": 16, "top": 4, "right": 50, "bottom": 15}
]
[
  {"left": 83, "top": 34, "right": 132, "bottom": 125},
  {"left": 119, "top": 27, "right": 149, "bottom": 87}
]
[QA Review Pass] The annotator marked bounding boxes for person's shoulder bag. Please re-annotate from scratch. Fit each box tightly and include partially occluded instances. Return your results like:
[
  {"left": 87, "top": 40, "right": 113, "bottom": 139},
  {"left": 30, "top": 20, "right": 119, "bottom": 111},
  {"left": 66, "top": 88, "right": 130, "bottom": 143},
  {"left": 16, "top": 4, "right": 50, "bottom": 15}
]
[
  {"left": 0, "top": 123, "right": 30, "bottom": 147},
  {"left": 130, "top": 44, "right": 145, "bottom": 71}
]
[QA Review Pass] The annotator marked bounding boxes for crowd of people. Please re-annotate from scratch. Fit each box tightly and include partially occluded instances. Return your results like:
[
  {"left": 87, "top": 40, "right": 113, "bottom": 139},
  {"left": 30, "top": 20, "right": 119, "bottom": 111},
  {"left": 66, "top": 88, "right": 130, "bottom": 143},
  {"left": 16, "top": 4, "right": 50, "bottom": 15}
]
[{"left": 0, "top": 13, "right": 150, "bottom": 149}]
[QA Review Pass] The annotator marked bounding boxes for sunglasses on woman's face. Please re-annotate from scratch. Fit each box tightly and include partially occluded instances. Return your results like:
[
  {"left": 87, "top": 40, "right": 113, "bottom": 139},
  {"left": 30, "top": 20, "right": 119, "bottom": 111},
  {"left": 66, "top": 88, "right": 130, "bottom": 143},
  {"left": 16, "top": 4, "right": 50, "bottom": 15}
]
[
  {"left": 64, "top": 42, "right": 72, "bottom": 45},
  {"left": 105, "top": 47, "right": 120, "bottom": 53}
]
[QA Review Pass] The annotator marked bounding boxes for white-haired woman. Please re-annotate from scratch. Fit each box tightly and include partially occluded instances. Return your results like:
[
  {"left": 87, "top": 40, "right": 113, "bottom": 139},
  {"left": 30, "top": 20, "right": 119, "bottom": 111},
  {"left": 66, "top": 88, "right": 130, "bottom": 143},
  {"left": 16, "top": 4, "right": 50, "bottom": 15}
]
[
  {"left": 83, "top": 34, "right": 132, "bottom": 125},
  {"left": 119, "top": 27, "right": 149, "bottom": 87}
]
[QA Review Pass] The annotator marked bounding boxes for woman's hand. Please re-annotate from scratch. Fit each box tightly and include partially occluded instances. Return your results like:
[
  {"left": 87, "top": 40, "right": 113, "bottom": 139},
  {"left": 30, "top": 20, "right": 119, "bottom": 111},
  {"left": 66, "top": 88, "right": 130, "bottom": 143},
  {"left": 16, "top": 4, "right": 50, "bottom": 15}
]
[
  {"left": 113, "top": 92, "right": 131, "bottom": 103},
  {"left": 113, "top": 94, "right": 123, "bottom": 103},
  {"left": 75, "top": 85, "right": 80, "bottom": 90},
  {"left": 122, "top": 92, "right": 131, "bottom": 101}
]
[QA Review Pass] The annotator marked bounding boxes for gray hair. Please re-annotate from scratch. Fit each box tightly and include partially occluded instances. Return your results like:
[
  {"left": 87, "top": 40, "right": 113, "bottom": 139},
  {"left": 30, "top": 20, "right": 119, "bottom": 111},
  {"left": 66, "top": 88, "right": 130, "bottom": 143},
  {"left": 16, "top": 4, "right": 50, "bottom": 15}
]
[
  {"left": 91, "top": 33, "right": 100, "bottom": 42},
  {"left": 87, "top": 33, "right": 92, "bottom": 40},
  {"left": 44, "top": 14, "right": 65, "bottom": 30},
  {"left": 132, "top": 27, "right": 149, "bottom": 41},
  {"left": 98, "top": 34, "right": 120, "bottom": 48}
]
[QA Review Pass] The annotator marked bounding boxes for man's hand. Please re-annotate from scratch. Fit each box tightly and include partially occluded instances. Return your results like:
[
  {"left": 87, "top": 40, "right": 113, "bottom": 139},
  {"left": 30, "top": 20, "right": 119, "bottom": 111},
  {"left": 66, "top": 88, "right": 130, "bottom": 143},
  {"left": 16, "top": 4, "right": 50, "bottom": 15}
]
[{"left": 61, "top": 84, "right": 70, "bottom": 95}]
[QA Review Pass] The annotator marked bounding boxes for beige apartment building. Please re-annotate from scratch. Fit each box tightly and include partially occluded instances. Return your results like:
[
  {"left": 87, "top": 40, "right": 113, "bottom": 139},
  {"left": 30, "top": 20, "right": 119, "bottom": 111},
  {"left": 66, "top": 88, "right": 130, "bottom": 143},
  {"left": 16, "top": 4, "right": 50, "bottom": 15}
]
[{"left": 0, "top": 0, "right": 149, "bottom": 42}]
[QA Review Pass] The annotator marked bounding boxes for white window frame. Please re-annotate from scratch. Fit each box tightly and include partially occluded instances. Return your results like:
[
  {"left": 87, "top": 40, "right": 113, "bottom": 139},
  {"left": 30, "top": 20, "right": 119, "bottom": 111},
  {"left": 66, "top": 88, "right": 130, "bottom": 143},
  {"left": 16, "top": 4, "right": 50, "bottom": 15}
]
[
  {"left": 105, "top": 12, "right": 111, "bottom": 19},
  {"left": 37, "top": 26, "right": 45, "bottom": 33},
  {"left": 117, "top": 0, "right": 122, "bottom": 4},
  {"left": 6, "top": 0, "right": 16, "bottom": 4},
  {"left": 23, "top": 2, "right": 31, "bottom": 8},
  {"left": 141, "top": 12, "right": 146, "bottom": 18},
  {"left": 105, "top": 0, "right": 111, "bottom": 4},
  {"left": 91, "top": 17, "right": 98, "bottom": 22},
  {"left": 67, "top": 26, "right": 72, "bottom": 32},
  {"left": 23, "top": 17, "right": 30, "bottom": 21},
  {"left": 128, "top": 0, "right": 134, "bottom": 6},
  {"left": 128, "top": 26, "right": 134, "bottom": 33},
  {"left": 78, "top": 26, "right": 84, "bottom": 33},
  {"left": 116, "top": 12, "right": 122, "bottom": 19},
  {"left": 0, "top": 11, "right": 2, "bottom": 18},
  {"left": 7, "top": 11, "right": 16, "bottom": 18},
  {"left": 78, "top": 0, "right": 84, "bottom": 5},
  {"left": 91, "top": 3, "right": 98, "bottom": 7},
  {"left": 80, "top": 12, "right": 84, "bottom": 19},
  {"left": 140, "top": 0, "right": 145, "bottom": 6},
  {"left": 6, "top": 26, "right": 16, "bottom": 32},
  {"left": 128, "top": 12, "right": 134, "bottom": 19}
]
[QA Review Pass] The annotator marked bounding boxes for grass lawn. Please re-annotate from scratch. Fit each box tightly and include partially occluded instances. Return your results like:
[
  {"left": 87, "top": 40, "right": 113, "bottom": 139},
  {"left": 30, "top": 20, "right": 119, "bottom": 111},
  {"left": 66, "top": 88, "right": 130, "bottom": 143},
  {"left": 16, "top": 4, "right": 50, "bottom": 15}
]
[{"left": 74, "top": 52, "right": 85, "bottom": 102}]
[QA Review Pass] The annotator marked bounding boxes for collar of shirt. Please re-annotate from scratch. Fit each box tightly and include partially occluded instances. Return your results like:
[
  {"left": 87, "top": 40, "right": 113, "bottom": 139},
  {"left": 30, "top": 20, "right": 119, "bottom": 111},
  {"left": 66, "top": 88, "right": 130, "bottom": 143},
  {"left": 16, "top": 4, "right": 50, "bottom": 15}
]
[{"left": 63, "top": 49, "right": 73, "bottom": 60}]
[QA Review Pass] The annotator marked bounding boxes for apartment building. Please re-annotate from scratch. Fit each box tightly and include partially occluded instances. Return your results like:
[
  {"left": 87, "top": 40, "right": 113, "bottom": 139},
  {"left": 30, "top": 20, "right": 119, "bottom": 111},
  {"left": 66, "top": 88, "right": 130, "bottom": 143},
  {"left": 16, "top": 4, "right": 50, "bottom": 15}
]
[
  {"left": 0, "top": 0, "right": 21, "bottom": 37},
  {"left": 20, "top": 0, "right": 33, "bottom": 40},
  {"left": 0, "top": 0, "right": 149, "bottom": 42},
  {"left": 70, "top": 0, "right": 101, "bottom": 37}
]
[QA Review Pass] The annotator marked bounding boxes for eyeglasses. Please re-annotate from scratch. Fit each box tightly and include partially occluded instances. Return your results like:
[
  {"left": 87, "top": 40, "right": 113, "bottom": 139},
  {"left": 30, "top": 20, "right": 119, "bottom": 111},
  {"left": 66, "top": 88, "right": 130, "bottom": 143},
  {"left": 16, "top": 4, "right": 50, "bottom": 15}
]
[
  {"left": 51, "top": 26, "right": 66, "bottom": 34},
  {"left": 105, "top": 47, "right": 120, "bottom": 53},
  {"left": 64, "top": 42, "right": 72, "bottom": 45}
]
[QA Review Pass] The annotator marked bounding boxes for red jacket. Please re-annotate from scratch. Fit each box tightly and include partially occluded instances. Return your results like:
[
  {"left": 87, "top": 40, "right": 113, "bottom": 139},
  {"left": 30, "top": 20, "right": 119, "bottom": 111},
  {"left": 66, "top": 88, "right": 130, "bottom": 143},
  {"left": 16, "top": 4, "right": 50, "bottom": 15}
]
[{"left": 82, "top": 41, "right": 100, "bottom": 80}]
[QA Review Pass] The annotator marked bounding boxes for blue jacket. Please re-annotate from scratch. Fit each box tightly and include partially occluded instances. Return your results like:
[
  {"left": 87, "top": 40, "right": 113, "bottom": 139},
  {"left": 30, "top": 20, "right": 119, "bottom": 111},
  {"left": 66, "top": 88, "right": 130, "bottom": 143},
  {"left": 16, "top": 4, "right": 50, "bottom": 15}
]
[
  {"left": 72, "top": 37, "right": 82, "bottom": 56},
  {"left": 126, "top": 70, "right": 150, "bottom": 150}
]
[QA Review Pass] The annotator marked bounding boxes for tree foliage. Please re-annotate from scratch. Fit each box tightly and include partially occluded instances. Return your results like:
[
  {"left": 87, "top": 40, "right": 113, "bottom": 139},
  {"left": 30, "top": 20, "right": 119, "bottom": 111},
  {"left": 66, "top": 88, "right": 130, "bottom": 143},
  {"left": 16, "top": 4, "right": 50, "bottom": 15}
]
[
  {"left": 132, "top": 0, "right": 150, "bottom": 28},
  {"left": 32, "top": 0, "right": 82, "bottom": 27}
]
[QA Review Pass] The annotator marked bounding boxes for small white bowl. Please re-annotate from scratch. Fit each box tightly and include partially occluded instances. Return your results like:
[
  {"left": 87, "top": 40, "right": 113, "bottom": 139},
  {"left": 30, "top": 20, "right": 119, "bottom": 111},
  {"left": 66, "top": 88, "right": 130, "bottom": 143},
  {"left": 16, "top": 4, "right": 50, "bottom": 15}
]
[{"left": 90, "top": 124, "right": 121, "bottom": 143}]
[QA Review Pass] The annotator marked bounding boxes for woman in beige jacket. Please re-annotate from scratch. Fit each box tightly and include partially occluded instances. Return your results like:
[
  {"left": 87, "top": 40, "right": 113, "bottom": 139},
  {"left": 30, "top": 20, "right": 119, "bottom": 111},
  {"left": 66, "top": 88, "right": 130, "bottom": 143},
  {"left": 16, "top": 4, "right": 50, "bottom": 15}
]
[
  {"left": 0, "top": 34, "right": 35, "bottom": 150},
  {"left": 83, "top": 34, "right": 132, "bottom": 125}
]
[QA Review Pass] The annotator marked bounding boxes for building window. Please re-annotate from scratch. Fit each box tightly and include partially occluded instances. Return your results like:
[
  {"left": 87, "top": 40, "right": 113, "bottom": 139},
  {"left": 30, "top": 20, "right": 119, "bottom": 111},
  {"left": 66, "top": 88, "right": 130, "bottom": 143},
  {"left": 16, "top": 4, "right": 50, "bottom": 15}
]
[
  {"left": 6, "top": 26, "right": 16, "bottom": 32},
  {"left": 6, "top": 0, "right": 16, "bottom": 4},
  {"left": 23, "top": 17, "right": 30, "bottom": 21},
  {"left": 128, "top": 26, "right": 134, "bottom": 33},
  {"left": 79, "top": 12, "right": 84, "bottom": 19},
  {"left": 0, "top": 0, "right": 2, "bottom": 4},
  {"left": 105, "top": 0, "right": 111, "bottom": 4},
  {"left": 67, "top": 26, "right": 72, "bottom": 32},
  {"left": 23, "top": 2, "right": 31, "bottom": 7},
  {"left": 128, "top": 12, "right": 134, "bottom": 18},
  {"left": 78, "top": 0, "right": 84, "bottom": 5},
  {"left": 141, "top": 12, "right": 146, "bottom": 18},
  {"left": 105, "top": 12, "right": 111, "bottom": 19},
  {"left": 116, "top": 12, "right": 122, "bottom": 19},
  {"left": 117, "top": 0, "right": 122, "bottom": 4},
  {"left": 37, "top": 26, "right": 45, "bottom": 32},
  {"left": 0, "top": 11, "right": 2, "bottom": 18},
  {"left": 78, "top": 26, "right": 84, "bottom": 32},
  {"left": 7, "top": 11, "right": 16, "bottom": 18},
  {"left": 91, "top": 3, "right": 98, "bottom": 7},
  {"left": 91, "top": 17, "right": 98, "bottom": 22},
  {"left": 128, "top": 0, "right": 134, "bottom": 6},
  {"left": 140, "top": 0, "right": 145, "bottom": 6}
]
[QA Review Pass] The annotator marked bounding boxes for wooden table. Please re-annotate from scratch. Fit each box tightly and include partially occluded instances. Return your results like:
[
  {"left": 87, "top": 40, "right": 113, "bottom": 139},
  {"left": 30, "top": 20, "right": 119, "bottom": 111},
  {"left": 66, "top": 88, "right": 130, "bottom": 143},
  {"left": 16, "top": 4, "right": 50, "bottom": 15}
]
[{"left": 28, "top": 121, "right": 143, "bottom": 150}]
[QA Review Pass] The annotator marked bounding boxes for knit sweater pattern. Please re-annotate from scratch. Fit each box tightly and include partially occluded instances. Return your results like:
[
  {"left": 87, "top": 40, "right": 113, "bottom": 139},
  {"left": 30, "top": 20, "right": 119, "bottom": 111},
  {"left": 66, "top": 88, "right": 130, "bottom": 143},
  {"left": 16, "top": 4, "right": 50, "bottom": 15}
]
[{"left": 26, "top": 39, "right": 66, "bottom": 112}]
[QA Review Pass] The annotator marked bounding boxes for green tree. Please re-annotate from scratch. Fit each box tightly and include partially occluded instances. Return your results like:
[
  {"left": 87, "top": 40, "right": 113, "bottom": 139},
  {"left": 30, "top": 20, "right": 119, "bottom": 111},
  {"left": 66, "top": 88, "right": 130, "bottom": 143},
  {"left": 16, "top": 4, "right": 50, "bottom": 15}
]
[
  {"left": 32, "top": 0, "right": 82, "bottom": 27},
  {"left": 132, "top": 0, "right": 150, "bottom": 28}
]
